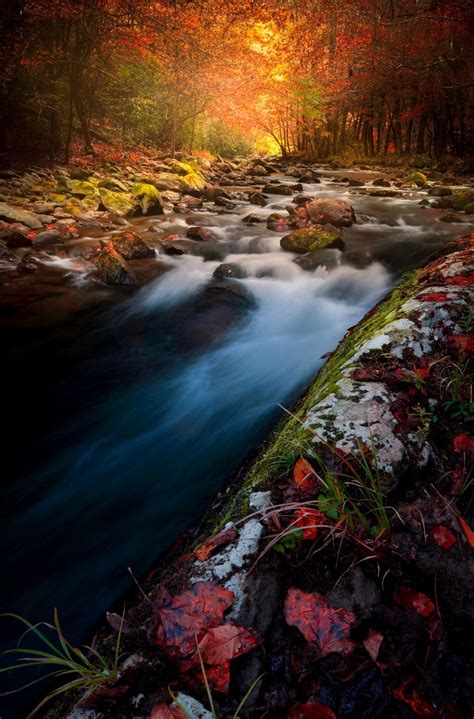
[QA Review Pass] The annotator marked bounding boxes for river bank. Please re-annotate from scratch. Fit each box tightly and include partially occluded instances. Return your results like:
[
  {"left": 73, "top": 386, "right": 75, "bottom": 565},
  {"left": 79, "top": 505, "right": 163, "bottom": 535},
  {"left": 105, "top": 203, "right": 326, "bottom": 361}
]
[{"left": 0, "top": 155, "right": 473, "bottom": 718}]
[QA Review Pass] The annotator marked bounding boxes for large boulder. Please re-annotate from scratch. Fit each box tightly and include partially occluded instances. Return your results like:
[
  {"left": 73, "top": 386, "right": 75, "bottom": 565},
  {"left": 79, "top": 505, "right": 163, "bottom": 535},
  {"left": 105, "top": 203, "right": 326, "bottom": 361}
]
[
  {"left": 403, "top": 171, "right": 428, "bottom": 187},
  {"left": 67, "top": 180, "right": 100, "bottom": 200},
  {"left": 137, "top": 174, "right": 181, "bottom": 191},
  {"left": 280, "top": 226, "right": 344, "bottom": 253},
  {"left": 0, "top": 202, "right": 43, "bottom": 229},
  {"left": 179, "top": 172, "right": 206, "bottom": 194},
  {"left": 186, "top": 226, "right": 215, "bottom": 242},
  {"left": 263, "top": 183, "right": 295, "bottom": 196},
  {"left": 111, "top": 231, "right": 155, "bottom": 259},
  {"left": 306, "top": 198, "right": 355, "bottom": 227},
  {"left": 131, "top": 183, "right": 165, "bottom": 215},
  {"left": 450, "top": 190, "right": 474, "bottom": 211},
  {"left": 98, "top": 188, "right": 138, "bottom": 217},
  {"left": 95, "top": 241, "right": 137, "bottom": 285},
  {"left": 98, "top": 177, "right": 129, "bottom": 192}
]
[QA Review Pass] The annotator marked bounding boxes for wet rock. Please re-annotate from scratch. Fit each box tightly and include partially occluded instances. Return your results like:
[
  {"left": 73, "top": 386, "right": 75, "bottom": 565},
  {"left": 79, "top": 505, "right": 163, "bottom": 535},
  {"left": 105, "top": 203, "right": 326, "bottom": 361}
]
[
  {"left": 69, "top": 166, "right": 90, "bottom": 180},
  {"left": 348, "top": 178, "right": 364, "bottom": 186},
  {"left": 249, "top": 192, "right": 267, "bottom": 207},
  {"left": 450, "top": 190, "right": 474, "bottom": 211},
  {"left": 267, "top": 212, "right": 289, "bottom": 231},
  {"left": 95, "top": 242, "right": 138, "bottom": 285},
  {"left": 111, "top": 231, "right": 155, "bottom": 259},
  {"left": 0, "top": 228, "right": 32, "bottom": 248},
  {"left": 252, "top": 164, "right": 268, "bottom": 175},
  {"left": 186, "top": 226, "right": 215, "bottom": 241},
  {"left": 181, "top": 195, "right": 203, "bottom": 209},
  {"left": 327, "top": 567, "right": 380, "bottom": 619},
  {"left": 213, "top": 263, "right": 247, "bottom": 279},
  {"left": 242, "top": 213, "right": 266, "bottom": 224},
  {"left": 97, "top": 177, "right": 129, "bottom": 192},
  {"left": 306, "top": 198, "right": 355, "bottom": 227},
  {"left": 138, "top": 173, "right": 181, "bottom": 191},
  {"left": 33, "top": 229, "right": 63, "bottom": 246},
  {"left": 403, "top": 171, "right": 428, "bottom": 187},
  {"left": 0, "top": 202, "right": 43, "bottom": 229},
  {"left": 341, "top": 250, "right": 372, "bottom": 269},
  {"left": 131, "top": 182, "right": 164, "bottom": 215},
  {"left": 369, "top": 189, "right": 402, "bottom": 197},
  {"left": 464, "top": 202, "right": 474, "bottom": 214},
  {"left": 68, "top": 180, "right": 100, "bottom": 200},
  {"left": 98, "top": 188, "right": 138, "bottom": 217},
  {"left": 159, "top": 241, "right": 188, "bottom": 256},
  {"left": 293, "top": 248, "right": 340, "bottom": 271},
  {"left": 292, "top": 193, "right": 313, "bottom": 207},
  {"left": 428, "top": 186, "right": 453, "bottom": 197},
  {"left": 281, "top": 226, "right": 343, "bottom": 253},
  {"left": 179, "top": 171, "right": 206, "bottom": 194},
  {"left": 440, "top": 212, "right": 464, "bottom": 223},
  {"left": 215, "top": 196, "right": 236, "bottom": 210},
  {"left": 372, "top": 177, "right": 391, "bottom": 187},
  {"left": 263, "top": 183, "right": 295, "bottom": 196}
]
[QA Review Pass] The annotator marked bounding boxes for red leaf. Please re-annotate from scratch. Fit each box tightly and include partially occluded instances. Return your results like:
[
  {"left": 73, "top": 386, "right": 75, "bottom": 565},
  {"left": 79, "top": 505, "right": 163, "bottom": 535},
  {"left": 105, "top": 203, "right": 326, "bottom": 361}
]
[
  {"left": 151, "top": 704, "right": 185, "bottom": 719},
  {"left": 202, "top": 661, "right": 231, "bottom": 694},
  {"left": 194, "top": 526, "right": 238, "bottom": 562},
  {"left": 198, "top": 623, "right": 257, "bottom": 665},
  {"left": 448, "top": 335, "right": 474, "bottom": 353},
  {"left": 363, "top": 629, "right": 384, "bottom": 661},
  {"left": 418, "top": 292, "right": 449, "bottom": 302},
  {"left": 431, "top": 525, "right": 456, "bottom": 551},
  {"left": 414, "top": 366, "right": 430, "bottom": 380},
  {"left": 452, "top": 433, "right": 474, "bottom": 454},
  {"left": 293, "top": 457, "right": 320, "bottom": 494},
  {"left": 294, "top": 508, "right": 326, "bottom": 540},
  {"left": 394, "top": 678, "right": 440, "bottom": 717},
  {"left": 445, "top": 271, "right": 474, "bottom": 286},
  {"left": 284, "top": 588, "right": 355, "bottom": 656},
  {"left": 289, "top": 702, "right": 337, "bottom": 718},
  {"left": 394, "top": 587, "right": 435, "bottom": 618},
  {"left": 155, "top": 582, "right": 235, "bottom": 656},
  {"left": 457, "top": 516, "right": 474, "bottom": 548}
]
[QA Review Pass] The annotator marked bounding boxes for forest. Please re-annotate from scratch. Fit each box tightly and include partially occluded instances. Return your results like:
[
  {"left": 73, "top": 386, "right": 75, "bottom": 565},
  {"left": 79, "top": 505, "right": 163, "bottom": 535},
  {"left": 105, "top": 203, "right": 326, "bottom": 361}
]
[
  {"left": 1, "top": 0, "right": 473, "bottom": 162},
  {"left": 0, "top": 2, "right": 473, "bottom": 719}
]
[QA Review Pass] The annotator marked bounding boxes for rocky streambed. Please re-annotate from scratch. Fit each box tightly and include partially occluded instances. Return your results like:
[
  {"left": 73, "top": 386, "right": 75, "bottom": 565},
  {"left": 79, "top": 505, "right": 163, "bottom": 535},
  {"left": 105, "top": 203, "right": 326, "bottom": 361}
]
[{"left": 0, "top": 156, "right": 473, "bottom": 718}]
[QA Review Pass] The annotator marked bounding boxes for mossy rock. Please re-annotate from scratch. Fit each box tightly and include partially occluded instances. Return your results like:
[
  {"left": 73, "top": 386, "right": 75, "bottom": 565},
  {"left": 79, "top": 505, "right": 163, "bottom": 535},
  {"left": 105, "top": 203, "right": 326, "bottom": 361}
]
[
  {"left": 96, "top": 242, "right": 138, "bottom": 285},
  {"left": 67, "top": 180, "right": 100, "bottom": 200},
  {"left": 403, "top": 171, "right": 428, "bottom": 186},
  {"left": 179, "top": 172, "right": 206, "bottom": 194},
  {"left": 112, "top": 231, "right": 155, "bottom": 259},
  {"left": 464, "top": 202, "right": 474, "bottom": 214},
  {"left": 98, "top": 177, "right": 129, "bottom": 192},
  {"left": 450, "top": 190, "right": 474, "bottom": 211},
  {"left": 280, "top": 226, "right": 343, "bottom": 253},
  {"left": 131, "top": 183, "right": 164, "bottom": 215},
  {"left": 30, "top": 179, "right": 58, "bottom": 194},
  {"left": 168, "top": 160, "right": 197, "bottom": 176},
  {"left": 47, "top": 193, "right": 67, "bottom": 204},
  {"left": 440, "top": 212, "right": 464, "bottom": 223},
  {"left": 136, "top": 174, "right": 181, "bottom": 191},
  {"left": 98, "top": 188, "right": 138, "bottom": 216}
]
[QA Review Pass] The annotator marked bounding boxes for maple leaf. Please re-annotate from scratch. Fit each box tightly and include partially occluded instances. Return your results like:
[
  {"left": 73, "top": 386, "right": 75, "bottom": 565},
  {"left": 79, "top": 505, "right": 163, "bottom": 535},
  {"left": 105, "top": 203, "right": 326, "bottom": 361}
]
[
  {"left": 394, "top": 587, "right": 435, "bottom": 618},
  {"left": 199, "top": 623, "right": 257, "bottom": 664},
  {"left": 430, "top": 525, "right": 456, "bottom": 551},
  {"left": 289, "top": 702, "right": 337, "bottom": 718},
  {"left": 194, "top": 526, "right": 238, "bottom": 562},
  {"left": 155, "top": 582, "right": 235, "bottom": 656},
  {"left": 293, "top": 457, "right": 320, "bottom": 494},
  {"left": 284, "top": 588, "right": 355, "bottom": 656},
  {"left": 151, "top": 704, "right": 185, "bottom": 719},
  {"left": 294, "top": 508, "right": 326, "bottom": 540}
]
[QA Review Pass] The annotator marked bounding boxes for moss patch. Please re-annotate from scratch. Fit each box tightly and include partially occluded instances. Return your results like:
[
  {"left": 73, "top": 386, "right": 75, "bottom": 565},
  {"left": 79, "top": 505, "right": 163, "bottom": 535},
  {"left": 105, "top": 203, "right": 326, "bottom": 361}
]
[{"left": 280, "top": 227, "right": 342, "bottom": 253}]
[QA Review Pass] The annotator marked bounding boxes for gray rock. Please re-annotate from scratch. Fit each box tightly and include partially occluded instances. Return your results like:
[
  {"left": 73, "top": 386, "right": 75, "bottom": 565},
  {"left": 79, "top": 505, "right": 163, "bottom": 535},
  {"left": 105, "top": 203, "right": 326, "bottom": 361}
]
[
  {"left": 0, "top": 202, "right": 43, "bottom": 229},
  {"left": 306, "top": 198, "right": 355, "bottom": 227}
]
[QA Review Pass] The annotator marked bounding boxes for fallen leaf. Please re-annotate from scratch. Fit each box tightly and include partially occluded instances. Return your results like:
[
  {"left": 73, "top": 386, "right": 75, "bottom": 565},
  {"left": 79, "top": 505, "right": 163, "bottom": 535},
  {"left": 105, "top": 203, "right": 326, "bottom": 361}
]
[
  {"left": 194, "top": 526, "right": 238, "bottom": 562},
  {"left": 284, "top": 588, "right": 355, "bottom": 657},
  {"left": 394, "top": 677, "right": 440, "bottom": 717},
  {"left": 457, "top": 516, "right": 474, "bottom": 548},
  {"left": 155, "top": 582, "right": 235, "bottom": 656},
  {"left": 151, "top": 704, "right": 185, "bottom": 719},
  {"left": 198, "top": 623, "right": 257, "bottom": 665},
  {"left": 289, "top": 702, "right": 337, "bottom": 718},
  {"left": 394, "top": 587, "right": 435, "bottom": 618},
  {"left": 419, "top": 292, "right": 449, "bottom": 302},
  {"left": 445, "top": 271, "right": 474, "bottom": 286},
  {"left": 452, "top": 433, "right": 474, "bottom": 454},
  {"left": 363, "top": 629, "right": 384, "bottom": 661},
  {"left": 448, "top": 334, "right": 474, "bottom": 353},
  {"left": 294, "top": 508, "right": 326, "bottom": 540},
  {"left": 293, "top": 457, "right": 320, "bottom": 494},
  {"left": 431, "top": 525, "right": 456, "bottom": 551}
]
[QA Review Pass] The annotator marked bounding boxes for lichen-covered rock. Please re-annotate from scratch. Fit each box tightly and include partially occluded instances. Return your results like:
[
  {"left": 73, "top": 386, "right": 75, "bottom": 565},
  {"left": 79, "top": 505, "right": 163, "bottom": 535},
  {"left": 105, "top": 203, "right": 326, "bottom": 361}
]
[
  {"left": 179, "top": 172, "right": 206, "bottom": 194},
  {"left": 98, "top": 188, "right": 138, "bottom": 217},
  {"left": 95, "top": 242, "right": 137, "bottom": 285},
  {"left": 280, "top": 226, "right": 343, "bottom": 253},
  {"left": 403, "top": 171, "right": 428, "bottom": 186},
  {"left": 67, "top": 180, "right": 100, "bottom": 200},
  {"left": 111, "top": 231, "right": 155, "bottom": 259},
  {"left": 98, "top": 177, "right": 129, "bottom": 192},
  {"left": 306, "top": 198, "right": 355, "bottom": 227},
  {"left": 131, "top": 183, "right": 164, "bottom": 215}
]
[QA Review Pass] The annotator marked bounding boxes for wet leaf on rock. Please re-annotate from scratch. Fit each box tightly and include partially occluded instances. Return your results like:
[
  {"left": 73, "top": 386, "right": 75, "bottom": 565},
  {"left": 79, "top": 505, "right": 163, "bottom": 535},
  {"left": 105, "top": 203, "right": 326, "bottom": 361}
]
[
  {"left": 155, "top": 582, "right": 235, "bottom": 656},
  {"left": 194, "top": 526, "right": 238, "bottom": 562},
  {"left": 293, "top": 457, "right": 321, "bottom": 494},
  {"left": 430, "top": 525, "right": 456, "bottom": 551},
  {"left": 394, "top": 587, "right": 435, "bottom": 618},
  {"left": 289, "top": 702, "right": 337, "bottom": 718},
  {"left": 284, "top": 587, "right": 355, "bottom": 657}
]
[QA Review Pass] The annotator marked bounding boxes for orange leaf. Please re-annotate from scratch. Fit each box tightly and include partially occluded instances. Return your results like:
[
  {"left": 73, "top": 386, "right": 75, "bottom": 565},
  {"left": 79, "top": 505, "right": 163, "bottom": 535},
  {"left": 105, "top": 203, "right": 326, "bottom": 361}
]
[
  {"left": 293, "top": 457, "right": 320, "bottom": 494},
  {"left": 194, "top": 526, "right": 238, "bottom": 562},
  {"left": 458, "top": 516, "right": 474, "bottom": 548},
  {"left": 294, "top": 508, "right": 326, "bottom": 540}
]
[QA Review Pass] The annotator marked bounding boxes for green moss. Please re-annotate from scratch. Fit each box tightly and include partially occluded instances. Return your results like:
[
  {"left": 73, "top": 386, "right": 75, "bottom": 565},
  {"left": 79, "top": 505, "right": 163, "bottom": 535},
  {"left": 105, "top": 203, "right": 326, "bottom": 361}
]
[
  {"left": 280, "top": 227, "right": 342, "bottom": 253},
  {"left": 464, "top": 202, "right": 474, "bottom": 214},
  {"left": 179, "top": 172, "right": 206, "bottom": 193},
  {"left": 67, "top": 180, "right": 100, "bottom": 199},
  {"left": 98, "top": 177, "right": 129, "bottom": 192},
  {"left": 403, "top": 171, "right": 428, "bottom": 186},
  {"left": 131, "top": 182, "right": 164, "bottom": 215},
  {"left": 450, "top": 190, "right": 474, "bottom": 211},
  {"left": 99, "top": 188, "right": 138, "bottom": 216}
]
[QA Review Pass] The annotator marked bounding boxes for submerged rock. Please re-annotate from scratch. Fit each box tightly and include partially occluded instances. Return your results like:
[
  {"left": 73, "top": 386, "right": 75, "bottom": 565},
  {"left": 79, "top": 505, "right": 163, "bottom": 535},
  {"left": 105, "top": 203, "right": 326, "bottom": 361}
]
[
  {"left": 213, "top": 262, "right": 247, "bottom": 279},
  {"left": 306, "top": 198, "right": 355, "bottom": 227},
  {"left": 280, "top": 226, "right": 343, "bottom": 253},
  {"left": 95, "top": 242, "right": 137, "bottom": 285}
]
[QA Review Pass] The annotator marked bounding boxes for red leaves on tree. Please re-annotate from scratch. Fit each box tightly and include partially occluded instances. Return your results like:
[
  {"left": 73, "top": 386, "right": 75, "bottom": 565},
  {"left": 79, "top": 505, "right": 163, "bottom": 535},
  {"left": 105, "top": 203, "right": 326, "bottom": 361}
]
[
  {"left": 293, "top": 457, "right": 320, "bottom": 494},
  {"left": 155, "top": 582, "right": 235, "bottom": 656},
  {"left": 394, "top": 587, "right": 435, "bottom": 618},
  {"left": 294, "top": 508, "right": 326, "bottom": 540},
  {"left": 151, "top": 704, "right": 185, "bottom": 719},
  {"left": 289, "top": 702, "right": 337, "bottom": 718},
  {"left": 430, "top": 525, "right": 456, "bottom": 551},
  {"left": 284, "top": 588, "right": 355, "bottom": 657},
  {"left": 194, "top": 526, "right": 238, "bottom": 562},
  {"left": 394, "top": 678, "right": 440, "bottom": 717},
  {"left": 452, "top": 433, "right": 474, "bottom": 454}
]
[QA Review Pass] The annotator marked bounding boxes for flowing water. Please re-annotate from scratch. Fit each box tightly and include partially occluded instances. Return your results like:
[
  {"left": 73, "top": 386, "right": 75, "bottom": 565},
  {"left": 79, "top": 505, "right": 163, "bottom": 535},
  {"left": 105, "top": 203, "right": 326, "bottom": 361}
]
[{"left": 1, "top": 169, "right": 472, "bottom": 716}]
